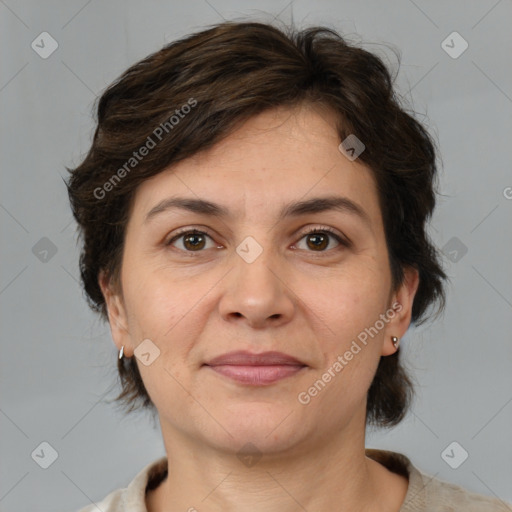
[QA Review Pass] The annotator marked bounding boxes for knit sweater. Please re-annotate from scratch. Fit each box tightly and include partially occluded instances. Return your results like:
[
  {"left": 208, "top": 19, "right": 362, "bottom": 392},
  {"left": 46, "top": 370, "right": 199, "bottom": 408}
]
[{"left": 76, "top": 449, "right": 509, "bottom": 511}]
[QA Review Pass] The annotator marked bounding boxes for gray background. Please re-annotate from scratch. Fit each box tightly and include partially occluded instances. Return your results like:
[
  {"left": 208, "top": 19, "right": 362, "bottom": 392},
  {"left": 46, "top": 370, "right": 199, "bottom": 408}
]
[{"left": 1, "top": 1, "right": 511, "bottom": 511}]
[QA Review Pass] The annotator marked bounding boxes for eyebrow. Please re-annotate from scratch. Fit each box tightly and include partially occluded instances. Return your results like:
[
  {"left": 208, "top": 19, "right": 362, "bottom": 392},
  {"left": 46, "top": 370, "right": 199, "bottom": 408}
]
[{"left": 144, "top": 195, "right": 372, "bottom": 227}]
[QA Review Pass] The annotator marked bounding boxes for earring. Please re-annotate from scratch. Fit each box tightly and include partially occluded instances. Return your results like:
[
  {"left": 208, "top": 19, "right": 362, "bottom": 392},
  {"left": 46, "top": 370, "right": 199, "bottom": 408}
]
[
  {"left": 391, "top": 336, "right": 399, "bottom": 349},
  {"left": 119, "top": 345, "right": 124, "bottom": 360}
]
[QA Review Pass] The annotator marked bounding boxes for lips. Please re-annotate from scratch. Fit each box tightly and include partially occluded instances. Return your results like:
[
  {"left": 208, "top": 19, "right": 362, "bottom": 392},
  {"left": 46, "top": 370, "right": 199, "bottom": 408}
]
[
  {"left": 206, "top": 350, "right": 304, "bottom": 366},
  {"left": 204, "top": 350, "right": 307, "bottom": 385}
]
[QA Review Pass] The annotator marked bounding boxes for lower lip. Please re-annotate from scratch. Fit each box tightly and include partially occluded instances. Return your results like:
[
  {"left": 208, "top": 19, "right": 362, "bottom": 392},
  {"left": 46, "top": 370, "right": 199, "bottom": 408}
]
[{"left": 206, "top": 364, "right": 305, "bottom": 385}]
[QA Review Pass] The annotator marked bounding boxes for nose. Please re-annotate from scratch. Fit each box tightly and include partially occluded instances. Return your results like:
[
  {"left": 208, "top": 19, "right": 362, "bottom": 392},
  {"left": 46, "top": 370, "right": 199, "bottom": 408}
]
[{"left": 218, "top": 246, "right": 295, "bottom": 330}]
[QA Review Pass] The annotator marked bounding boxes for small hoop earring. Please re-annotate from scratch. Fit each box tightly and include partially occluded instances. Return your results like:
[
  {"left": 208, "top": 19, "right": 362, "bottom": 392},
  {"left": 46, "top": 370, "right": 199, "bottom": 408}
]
[
  {"left": 392, "top": 336, "right": 399, "bottom": 349},
  {"left": 119, "top": 345, "right": 124, "bottom": 360}
]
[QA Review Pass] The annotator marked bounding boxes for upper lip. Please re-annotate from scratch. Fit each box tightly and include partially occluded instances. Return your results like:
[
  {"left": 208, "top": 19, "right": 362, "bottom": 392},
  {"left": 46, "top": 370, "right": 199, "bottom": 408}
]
[{"left": 204, "top": 350, "right": 306, "bottom": 366}]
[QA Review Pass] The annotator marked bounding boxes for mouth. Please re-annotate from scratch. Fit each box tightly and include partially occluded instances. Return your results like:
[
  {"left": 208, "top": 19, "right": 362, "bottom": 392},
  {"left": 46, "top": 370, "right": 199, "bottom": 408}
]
[{"left": 203, "top": 350, "right": 307, "bottom": 386}]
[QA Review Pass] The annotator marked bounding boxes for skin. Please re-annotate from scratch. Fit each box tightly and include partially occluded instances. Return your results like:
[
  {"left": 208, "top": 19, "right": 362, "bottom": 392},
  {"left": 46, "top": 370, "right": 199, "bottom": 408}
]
[{"left": 100, "top": 103, "right": 419, "bottom": 512}]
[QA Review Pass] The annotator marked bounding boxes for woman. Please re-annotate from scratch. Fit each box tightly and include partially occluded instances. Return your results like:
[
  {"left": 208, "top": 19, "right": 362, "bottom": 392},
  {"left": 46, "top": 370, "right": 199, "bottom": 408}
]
[{"left": 67, "top": 21, "right": 507, "bottom": 511}]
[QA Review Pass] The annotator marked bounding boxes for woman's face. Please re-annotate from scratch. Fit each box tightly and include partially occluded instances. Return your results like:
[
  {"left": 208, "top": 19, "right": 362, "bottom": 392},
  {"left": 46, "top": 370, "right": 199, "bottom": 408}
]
[{"left": 101, "top": 104, "right": 418, "bottom": 455}]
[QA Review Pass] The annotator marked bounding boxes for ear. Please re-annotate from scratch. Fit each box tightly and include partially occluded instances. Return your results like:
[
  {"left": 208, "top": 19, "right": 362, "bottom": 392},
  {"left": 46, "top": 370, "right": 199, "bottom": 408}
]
[
  {"left": 381, "top": 266, "right": 420, "bottom": 356},
  {"left": 98, "top": 269, "right": 133, "bottom": 357}
]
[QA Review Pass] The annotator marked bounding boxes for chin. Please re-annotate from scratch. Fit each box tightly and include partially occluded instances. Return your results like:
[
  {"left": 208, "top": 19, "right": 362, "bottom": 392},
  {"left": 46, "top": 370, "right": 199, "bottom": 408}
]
[{"left": 208, "top": 400, "right": 307, "bottom": 454}]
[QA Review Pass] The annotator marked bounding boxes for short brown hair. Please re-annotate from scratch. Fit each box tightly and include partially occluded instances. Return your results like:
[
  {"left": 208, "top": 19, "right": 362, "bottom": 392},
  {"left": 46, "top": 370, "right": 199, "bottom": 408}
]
[{"left": 66, "top": 21, "right": 446, "bottom": 427}]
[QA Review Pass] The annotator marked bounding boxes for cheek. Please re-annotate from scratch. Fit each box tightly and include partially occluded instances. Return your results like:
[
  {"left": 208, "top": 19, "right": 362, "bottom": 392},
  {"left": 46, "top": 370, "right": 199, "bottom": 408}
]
[
  {"left": 124, "top": 271, "right": 201, "bottom": 407},
  {"left": 310, "top": 264, "right": 389, "bottom": 344},
  {"left": 121, "top": 267, "right": 197, "bottom": 348}
]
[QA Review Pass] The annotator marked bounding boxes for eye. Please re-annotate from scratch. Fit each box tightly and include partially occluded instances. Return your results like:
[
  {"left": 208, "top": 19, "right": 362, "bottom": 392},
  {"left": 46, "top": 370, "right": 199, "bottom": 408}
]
[
  {"left": 166, "top": 228, "right": 217, "bottom": 252},
  {"left": 165, "top": 226, "right": 350, "bottom": 254},
  {"left": 294, "top": 226, "right": 349, "bottom": 252}
]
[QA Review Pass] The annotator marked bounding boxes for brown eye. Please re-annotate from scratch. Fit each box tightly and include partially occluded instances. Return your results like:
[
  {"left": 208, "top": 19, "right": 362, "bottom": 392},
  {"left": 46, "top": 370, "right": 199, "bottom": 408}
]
[
  {"left": 295, "top": 228, "right": 348, "bottom": 252},
  {"left": 167, "top": 229, "right": 214, "bottom": 252},
  {"left": 182, "top": 232, "right": 206, "bottom": 251},
  {"left": 306, "top": 232, "right": 330, "bottom": 251}
]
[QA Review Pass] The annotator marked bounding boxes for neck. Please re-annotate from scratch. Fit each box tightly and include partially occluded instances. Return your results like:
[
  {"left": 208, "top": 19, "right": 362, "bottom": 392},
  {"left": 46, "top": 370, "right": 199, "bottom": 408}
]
[{"left": 146, "top": 411, "right": 406, "bottom": 512}]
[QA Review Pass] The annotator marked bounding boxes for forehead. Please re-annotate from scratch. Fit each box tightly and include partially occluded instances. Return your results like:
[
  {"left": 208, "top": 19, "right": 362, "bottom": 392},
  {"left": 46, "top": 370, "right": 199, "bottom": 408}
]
[{"left": 130, "top": 105, "right": 382, "bottom": 228}]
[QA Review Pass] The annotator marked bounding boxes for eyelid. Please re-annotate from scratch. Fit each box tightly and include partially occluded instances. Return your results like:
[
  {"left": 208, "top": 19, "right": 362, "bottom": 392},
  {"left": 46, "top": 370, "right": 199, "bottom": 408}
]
[
  {"left": 165, "top": 225, "right": 218, "bottom": 246},
  {"left": 165, "top": 224, "right": 351, "bottom": 251},
  {"left": 298, "top": 225, "right": 350, "bottom": 244}
]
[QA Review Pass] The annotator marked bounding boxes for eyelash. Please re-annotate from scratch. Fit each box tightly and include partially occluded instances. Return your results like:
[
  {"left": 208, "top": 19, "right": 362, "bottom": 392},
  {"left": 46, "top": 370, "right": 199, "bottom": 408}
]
[{"left": 165, "top": 225, "right": 350, "bottom": 254}]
